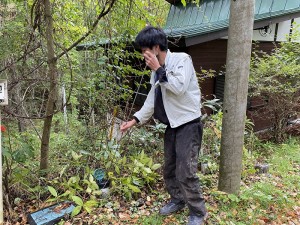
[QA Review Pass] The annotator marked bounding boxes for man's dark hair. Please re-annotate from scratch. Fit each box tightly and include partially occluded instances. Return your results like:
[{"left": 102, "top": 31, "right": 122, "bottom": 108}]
[{"left": 135, "top": 26, "right": 168, "bottom": 51}]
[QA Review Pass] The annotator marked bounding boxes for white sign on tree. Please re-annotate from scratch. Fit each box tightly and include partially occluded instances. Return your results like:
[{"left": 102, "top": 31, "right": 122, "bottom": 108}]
[{"left": 0, "top": 80, "right": 8, "bottom": 106}]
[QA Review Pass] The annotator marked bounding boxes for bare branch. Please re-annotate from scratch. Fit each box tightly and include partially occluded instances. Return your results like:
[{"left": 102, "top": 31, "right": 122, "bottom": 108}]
[
  {"left": 0, "top": 44, "right": 41, "bottom": 73},
  {"left": 0, "top": 0, "right": 117, "bottom": 73},
  {"left": 56, "top": 0, "right": 117, "bottom": 59}
]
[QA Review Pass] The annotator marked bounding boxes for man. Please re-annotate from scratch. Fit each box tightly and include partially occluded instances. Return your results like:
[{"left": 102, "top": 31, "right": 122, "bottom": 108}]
[{"left": 120, "top": 26, "right": 207, "bottom": 225}]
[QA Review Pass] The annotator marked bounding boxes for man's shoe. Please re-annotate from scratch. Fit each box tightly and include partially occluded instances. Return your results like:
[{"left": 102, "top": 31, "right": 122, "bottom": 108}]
[
  {"left": 159, "top": 201, "right": 185, "bottom": 215},
  {"left": 187, "top": 214, "right": 208, "bottom": 225}
]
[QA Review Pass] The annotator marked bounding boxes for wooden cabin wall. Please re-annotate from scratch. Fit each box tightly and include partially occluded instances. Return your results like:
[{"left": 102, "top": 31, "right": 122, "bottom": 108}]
[{"left": 186, "top": 39, "right": 228, "bottom": 99}]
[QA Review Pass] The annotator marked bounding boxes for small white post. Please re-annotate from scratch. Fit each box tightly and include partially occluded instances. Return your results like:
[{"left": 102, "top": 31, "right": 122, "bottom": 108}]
[
  {"left": 0, "top": 80, "right": 8, "bottom": 224},
  {"left": 61, "top": 84, "right": 69, "bottom": 134},
  {"left": 0, "top": 109, "right": 3, "bottom": 224}
]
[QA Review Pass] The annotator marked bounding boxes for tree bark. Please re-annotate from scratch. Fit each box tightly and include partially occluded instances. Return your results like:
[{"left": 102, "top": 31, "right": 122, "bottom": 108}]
[
  {"left": 40, "top": 0, "right": 58, "bottom": 174},
  {"left": 218, "top": 0, "right": 255, "bottom": 194}
]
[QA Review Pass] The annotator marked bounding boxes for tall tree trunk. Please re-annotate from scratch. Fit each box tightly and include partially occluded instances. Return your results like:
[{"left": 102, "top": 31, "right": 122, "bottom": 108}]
[
  {"left": 218, "top": 0, "right": 255, "bottom": 194},
  {"left": 40, "top": 0, "right": 58, "bottom": 174}
]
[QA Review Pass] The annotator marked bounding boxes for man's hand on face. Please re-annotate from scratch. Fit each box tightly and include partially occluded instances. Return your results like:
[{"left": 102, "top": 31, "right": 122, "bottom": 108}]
[{"left": 143, "top": 51, "right": 161, "bottom": 71}]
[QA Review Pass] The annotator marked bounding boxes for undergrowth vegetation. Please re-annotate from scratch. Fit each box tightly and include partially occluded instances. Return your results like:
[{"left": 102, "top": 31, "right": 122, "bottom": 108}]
[{"left": 3, "top": 106, "right": 300, "bottom": 224}]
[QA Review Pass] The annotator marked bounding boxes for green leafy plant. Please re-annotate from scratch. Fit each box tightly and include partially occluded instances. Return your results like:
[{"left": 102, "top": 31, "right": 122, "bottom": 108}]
[
  {"left": 200, "top": 111, "right": 223, "bottom": 173},
  {"left": 47, "top": 167, "right": 101, "bottom": 216},
  {"left": 249, "top": 27, "right": 300, "bottom": 143},
  {"left": 106, "top": 149, "right": 161, "bottom": 200}
]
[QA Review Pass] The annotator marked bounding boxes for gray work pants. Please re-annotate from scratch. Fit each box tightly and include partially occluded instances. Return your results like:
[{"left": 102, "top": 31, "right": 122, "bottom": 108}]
[{"left": 163, "top": 120, "right": 207, "bottom": 216}]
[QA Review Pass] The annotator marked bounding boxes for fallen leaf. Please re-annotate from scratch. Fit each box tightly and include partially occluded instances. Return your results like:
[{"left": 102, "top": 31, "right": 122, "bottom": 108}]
[{"left": 118, "top": 212, "right": 130, "bottom": 221}]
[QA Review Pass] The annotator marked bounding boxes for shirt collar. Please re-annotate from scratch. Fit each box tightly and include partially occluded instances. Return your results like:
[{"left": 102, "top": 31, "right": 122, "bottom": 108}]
[{"left": 165, "top": 49, "right": 171, "bottom": 67}]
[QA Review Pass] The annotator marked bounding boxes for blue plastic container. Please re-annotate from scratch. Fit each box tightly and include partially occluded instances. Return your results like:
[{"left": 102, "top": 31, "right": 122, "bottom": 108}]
[
  {"left": 93, "top": 169, "right": 110, "bottom": 188},
  {"left": 27, "top": 201, "right": 75, "bottom": 225}
]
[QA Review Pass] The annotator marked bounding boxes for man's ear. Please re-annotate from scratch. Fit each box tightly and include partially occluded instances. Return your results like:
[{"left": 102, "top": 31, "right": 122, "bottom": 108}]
[{"left": 154, "top": 45, "right": 160, "bottom": 55}]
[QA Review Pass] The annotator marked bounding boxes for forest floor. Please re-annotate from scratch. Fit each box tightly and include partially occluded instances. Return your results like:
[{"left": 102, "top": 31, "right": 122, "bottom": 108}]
[{"left": 7, "top": 138, "right": 300, "bottom": 225}]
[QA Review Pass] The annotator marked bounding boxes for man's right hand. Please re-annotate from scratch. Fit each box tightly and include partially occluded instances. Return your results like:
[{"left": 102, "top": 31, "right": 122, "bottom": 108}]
[{"left": 120, "top": 119, "right": 137, "bottom": 133}]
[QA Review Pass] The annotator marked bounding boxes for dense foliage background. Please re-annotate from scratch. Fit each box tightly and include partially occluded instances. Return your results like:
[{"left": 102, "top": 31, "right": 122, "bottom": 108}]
[{"left": 0, "top": 1, "right": 299, "bottom": 224}]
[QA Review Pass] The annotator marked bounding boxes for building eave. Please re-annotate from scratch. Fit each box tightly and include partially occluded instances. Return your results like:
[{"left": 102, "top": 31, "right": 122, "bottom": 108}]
[{"left": 166, "top": 11, "right": 300, "bottom": 47}]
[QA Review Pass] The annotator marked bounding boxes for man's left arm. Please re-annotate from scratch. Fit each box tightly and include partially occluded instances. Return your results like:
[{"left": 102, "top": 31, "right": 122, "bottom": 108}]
[{"left": 159, "top": 56, "right": 194, "bottom": 96}]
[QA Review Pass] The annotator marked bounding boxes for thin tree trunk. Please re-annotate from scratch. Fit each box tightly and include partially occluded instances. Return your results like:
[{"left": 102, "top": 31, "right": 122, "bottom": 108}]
[
  {"left": 62, "top": 84, "right": 69, "bottom": 134},
  {"left": 16, "top": 85, "right": 25, "bottom": 132},
  {"left": 40, "top": 0, "right": 58, "bottom": 174},
  {"left": 218, "top": 0, "right": 255, "bottom": 194}
]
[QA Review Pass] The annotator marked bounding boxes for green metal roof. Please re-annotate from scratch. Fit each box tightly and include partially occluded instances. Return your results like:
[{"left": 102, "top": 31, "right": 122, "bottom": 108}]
[
  {"left": 76, "top": 36, "right": 136, "bottom": 51},
  {"left": 164, "top": 0, "right": 300, "bottom": 42}
]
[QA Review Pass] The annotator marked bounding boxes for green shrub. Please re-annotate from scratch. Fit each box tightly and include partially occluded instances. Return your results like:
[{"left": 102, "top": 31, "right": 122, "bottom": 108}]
[{"left": 249, "top": 27, "right": 300, "bottom": 143}]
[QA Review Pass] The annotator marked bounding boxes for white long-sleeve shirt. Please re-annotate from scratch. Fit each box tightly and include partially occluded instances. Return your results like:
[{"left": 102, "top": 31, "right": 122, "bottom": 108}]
[{"left": 134, "top": 50, "right": 202, "bottom": 128}]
